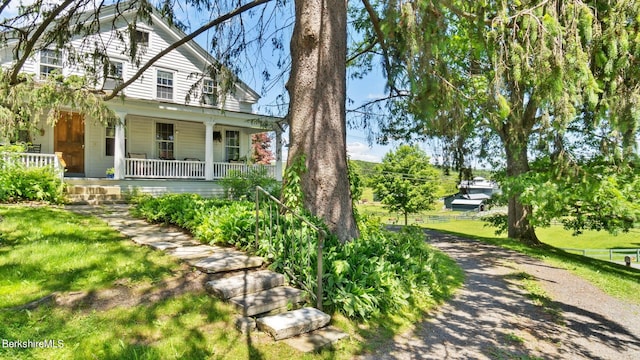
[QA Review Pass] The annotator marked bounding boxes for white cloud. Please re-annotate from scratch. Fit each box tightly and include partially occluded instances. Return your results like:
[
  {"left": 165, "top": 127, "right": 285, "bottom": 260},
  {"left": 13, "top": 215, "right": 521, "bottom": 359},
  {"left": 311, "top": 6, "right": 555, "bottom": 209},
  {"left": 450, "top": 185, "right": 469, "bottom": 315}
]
[{"left": 347, "top": 142, "right": 382, "bottom": 162}]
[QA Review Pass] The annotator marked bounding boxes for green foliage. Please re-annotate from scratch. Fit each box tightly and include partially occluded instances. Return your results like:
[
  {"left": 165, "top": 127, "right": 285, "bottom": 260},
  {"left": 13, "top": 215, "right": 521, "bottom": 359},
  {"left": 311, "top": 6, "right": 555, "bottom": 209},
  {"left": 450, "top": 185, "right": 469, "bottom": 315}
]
[
  {"left": 134, "top": 194, "right": 462, "bottom": 320},
  {"left": 323, "top": 221, "right": 460, "bottom": 319},
  {"left": 505, "top": 157, "right": 640, "bottom": 235},
  {"left": 0, "top": 152, "right": 65, "bottom": 204},
  {"left": 372, "top": 145, "right": 441, "bottom": 225},
  {"left": 282, "top": 154, "right": 306, "bottom": 210},
  {"left": 220, "top": 167, "right": 281, "bottom": 201}
]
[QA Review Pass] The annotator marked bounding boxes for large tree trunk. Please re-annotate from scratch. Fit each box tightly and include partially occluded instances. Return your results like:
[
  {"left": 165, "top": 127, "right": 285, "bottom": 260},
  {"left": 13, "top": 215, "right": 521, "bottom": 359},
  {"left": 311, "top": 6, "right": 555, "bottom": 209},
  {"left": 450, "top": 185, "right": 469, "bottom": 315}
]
[
  {"left": 504, "top": 134, "right": 541, "bottom": 245},
  {"left": 285, "top": 0, "right": 359, "bottom": 242}
]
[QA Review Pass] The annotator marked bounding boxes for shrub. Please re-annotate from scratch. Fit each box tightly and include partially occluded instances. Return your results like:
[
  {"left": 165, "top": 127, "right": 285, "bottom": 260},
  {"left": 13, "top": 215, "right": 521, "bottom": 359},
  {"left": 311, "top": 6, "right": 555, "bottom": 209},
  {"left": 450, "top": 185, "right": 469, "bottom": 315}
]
[
  {"left": 0, "top": 151, "right": 65, "bottom": 204},
  {"left": 133, "top": 194, "right": 461, "bottom": 320},
  {"left": 220, "top": 167, "right": 281, "bottom": 201}
]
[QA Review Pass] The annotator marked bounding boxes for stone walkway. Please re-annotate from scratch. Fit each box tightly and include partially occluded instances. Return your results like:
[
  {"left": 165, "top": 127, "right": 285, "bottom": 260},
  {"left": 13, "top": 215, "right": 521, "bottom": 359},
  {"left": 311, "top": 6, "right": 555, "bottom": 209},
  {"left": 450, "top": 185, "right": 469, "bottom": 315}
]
[{"left": 65, "top": 204, "right": 345, "bottom": 352}]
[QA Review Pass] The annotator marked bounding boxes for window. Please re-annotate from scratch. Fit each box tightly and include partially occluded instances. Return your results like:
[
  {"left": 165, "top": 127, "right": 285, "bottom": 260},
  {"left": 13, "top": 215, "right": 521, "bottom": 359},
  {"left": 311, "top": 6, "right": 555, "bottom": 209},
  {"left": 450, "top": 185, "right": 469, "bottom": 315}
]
[
  {"left": 225, "top": 130, "right": 240, "bottom": 161},
  {"left": 108, "top": 61, "right": 123, "bottom": 80},
  {"left": 40, "top": 49, "right": 62, "bottom": 78},
  {"left": 156, "top": 70, "right": 174, "bottom": 100},
  {"left": 105, "top": 124, "right": 128, "bottom": 156},
  {"left": 134, "top": 30, "right": 149, "bottom": 47},
  {"left": 202, "top": 79, "right": 217, "bottom": 105},
  {"left": 103, "top": 61, "right": 123, "bottom": 90},
  {"left": 156, "top": 123, "right": 174, "bottom": 159},
  {"left": 105, "top": 125, "right": 116, "bottom": 156}
]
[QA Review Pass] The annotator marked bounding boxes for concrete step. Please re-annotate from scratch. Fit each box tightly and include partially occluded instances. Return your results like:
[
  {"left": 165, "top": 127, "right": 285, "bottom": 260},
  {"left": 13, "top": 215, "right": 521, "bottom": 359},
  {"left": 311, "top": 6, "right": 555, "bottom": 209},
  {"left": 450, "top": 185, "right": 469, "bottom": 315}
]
[
  {"left": 256, "top": 307, "right": 331, "bottom": 340},
  {"left": 228, "top": 286, "right": 305, "bottom": 317},
  {"left": 192, "top": 253, "right": 264, "bottom": 274},
  {"left": 205, "top": 270, "right": 285, "bottom": 300},
  {"left": 67, "top": 185, "right": 121, "bottom": 195},
  {"left": 283, "top": 326, "right": 349, "bottom": 352},
  {"left": 169, "top": 245, "right": 218, "bottom": 260}
]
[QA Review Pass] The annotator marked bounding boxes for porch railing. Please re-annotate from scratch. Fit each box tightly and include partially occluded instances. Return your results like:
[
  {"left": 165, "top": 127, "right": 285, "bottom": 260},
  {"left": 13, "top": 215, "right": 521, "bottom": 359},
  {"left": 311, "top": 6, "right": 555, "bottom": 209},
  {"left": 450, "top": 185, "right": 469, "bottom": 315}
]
[
  {"left": 255, "top": 186, "right": 326, "bottom": 310},
  {"left": 125, "top": 158, "right": 276, "bottom": 180},
  {"left": 125, "top": 158, "right": 206, "bottom": 179},
  {"left": 1, "top": 152, "right": 64, "bottom": 180}
]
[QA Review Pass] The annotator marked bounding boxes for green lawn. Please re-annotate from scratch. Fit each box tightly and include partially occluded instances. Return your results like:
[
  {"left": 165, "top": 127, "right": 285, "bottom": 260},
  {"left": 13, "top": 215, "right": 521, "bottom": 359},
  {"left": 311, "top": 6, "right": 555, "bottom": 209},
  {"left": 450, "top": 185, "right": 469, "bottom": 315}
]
[
  {"left": 0, "top": 205, "right": 462, "bottom": 359},
  {"left": 0, "top": 206, "right": 178, "bottom": 309}
]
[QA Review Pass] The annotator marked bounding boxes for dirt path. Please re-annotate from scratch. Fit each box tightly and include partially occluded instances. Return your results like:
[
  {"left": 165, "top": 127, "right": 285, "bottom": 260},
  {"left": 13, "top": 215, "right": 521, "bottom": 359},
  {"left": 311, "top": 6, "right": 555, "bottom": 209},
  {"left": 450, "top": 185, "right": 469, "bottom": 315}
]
[{"left": 361, "top": 230, "right": 640, "bottom": 359}]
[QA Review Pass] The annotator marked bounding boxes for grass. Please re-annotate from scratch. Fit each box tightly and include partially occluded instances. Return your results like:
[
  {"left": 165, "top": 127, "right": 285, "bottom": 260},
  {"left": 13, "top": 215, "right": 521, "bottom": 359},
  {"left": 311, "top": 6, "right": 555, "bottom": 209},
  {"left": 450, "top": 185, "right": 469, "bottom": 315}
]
[
  {"left": 0, "top": 205, "right": 178, "bottom": 308},
  {"left": 419, "top": 219, "right": 640, "bottom": 305},
  {"left": 0, "top": 205, "right": 464, "bottom": 359}
]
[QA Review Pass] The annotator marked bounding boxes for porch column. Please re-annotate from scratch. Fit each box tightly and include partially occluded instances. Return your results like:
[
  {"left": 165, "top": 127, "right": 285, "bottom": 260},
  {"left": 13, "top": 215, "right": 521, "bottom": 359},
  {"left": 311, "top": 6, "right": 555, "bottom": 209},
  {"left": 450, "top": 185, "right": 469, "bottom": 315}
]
[
  {"left": 114, "top": 112, "right": 126, "bottom": 180},
  {"left": 204, "top": 120, "right": 216, "bottom": 180},
  {"left": 275, "top": 126, "right": 283, "bottom": 181}
]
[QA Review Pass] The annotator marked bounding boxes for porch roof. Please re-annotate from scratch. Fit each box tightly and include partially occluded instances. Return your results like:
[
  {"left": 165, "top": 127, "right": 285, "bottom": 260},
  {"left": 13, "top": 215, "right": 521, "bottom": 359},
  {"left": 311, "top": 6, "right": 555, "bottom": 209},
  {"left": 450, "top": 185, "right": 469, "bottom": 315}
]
[{"left": 106, "top": 97, "right": 284, "bottom": 131}]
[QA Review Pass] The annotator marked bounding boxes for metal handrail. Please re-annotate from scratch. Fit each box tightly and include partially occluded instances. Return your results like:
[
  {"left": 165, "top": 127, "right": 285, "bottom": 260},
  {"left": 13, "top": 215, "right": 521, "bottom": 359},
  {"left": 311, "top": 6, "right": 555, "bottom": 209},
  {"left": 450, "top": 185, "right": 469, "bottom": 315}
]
[{"left": 255, "top": 186, "right": 326, "bottom": 310}]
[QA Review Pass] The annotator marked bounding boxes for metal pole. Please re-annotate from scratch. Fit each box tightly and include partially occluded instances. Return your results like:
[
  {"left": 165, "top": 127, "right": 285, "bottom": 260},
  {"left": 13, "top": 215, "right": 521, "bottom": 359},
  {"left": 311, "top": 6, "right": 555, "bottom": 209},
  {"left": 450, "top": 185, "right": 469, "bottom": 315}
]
[
  {"left": 255, "top": 186, "right": 260, "bottom": 251},
  {"left": 316, "top": 231, "right": 324, "bottom": 311}
]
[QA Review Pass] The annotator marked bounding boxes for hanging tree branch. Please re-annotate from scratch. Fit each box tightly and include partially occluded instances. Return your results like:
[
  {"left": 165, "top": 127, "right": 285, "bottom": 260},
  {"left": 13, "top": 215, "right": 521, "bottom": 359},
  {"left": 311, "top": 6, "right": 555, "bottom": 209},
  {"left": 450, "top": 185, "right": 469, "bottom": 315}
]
[{"left": 103, "top": 0, "right": 273, "bottom": 101}]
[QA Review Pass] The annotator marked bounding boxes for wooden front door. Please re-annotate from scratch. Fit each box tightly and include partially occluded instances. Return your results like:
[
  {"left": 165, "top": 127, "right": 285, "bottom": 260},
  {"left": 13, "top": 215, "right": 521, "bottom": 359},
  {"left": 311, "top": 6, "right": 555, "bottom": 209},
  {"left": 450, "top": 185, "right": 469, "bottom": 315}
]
[{"left": 55, "top": 111, "right": 85, "bottom": 175}]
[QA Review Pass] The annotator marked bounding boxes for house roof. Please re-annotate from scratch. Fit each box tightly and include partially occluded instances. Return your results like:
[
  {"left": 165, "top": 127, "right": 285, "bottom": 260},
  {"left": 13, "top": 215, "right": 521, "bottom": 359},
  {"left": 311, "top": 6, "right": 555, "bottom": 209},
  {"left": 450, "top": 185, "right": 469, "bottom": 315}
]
[{"left": 451, "top": 199, "right": 485, "bottom": 206}]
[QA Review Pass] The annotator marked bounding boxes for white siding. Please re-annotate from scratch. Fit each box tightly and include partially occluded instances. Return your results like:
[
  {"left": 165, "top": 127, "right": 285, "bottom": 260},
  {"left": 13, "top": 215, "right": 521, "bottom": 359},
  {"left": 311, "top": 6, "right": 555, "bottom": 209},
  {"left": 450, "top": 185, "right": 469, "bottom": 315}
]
[{"left": 8, "top": 14, "right": 257, "bottom": 112}]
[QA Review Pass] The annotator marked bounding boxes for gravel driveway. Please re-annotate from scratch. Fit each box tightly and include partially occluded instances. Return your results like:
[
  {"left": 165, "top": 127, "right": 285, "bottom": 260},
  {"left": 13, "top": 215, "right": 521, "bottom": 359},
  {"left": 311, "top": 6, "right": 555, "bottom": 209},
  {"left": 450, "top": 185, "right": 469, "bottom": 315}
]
[{"left": 360, "top": 230, "right": 640, "bottom": 359}]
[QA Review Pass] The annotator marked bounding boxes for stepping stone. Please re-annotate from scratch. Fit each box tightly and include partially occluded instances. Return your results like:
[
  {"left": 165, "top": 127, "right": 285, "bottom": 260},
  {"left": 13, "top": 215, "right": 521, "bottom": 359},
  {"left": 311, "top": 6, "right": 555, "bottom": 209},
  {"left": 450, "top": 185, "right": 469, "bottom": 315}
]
[
  {"left": 256, "top": 307, "right": 331, "bottom": 341},
  {"left": 205, "top": 270, "right": 285, "bottom": 299},
  {"left": 169, "top": 245, "right": 217, "bottom": 260},
  {"left": 283, "top": 326, "right": 349, "bottom": 352},
  {"left": 192, "top": 254, "right": 264, "bottom": 274},
  {"left": 228, "top": 286, "right": 305, "bottom": 317},
  {"left": 146, "top": 241, "right": 179, "bottom": 250}
]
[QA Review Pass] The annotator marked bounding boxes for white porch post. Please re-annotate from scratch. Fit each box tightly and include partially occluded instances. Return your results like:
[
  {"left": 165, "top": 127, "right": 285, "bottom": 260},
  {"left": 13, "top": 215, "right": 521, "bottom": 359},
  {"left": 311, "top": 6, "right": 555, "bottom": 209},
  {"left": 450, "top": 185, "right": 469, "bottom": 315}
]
[
  {"left": 275, "top": 127, "right": 283, "bottom": 181},
  {"left": 114, "top": 112, "right": 126, "bottom": 180},
  {"left": 204, "top": 120, "right": 216, "bottom": 180}
]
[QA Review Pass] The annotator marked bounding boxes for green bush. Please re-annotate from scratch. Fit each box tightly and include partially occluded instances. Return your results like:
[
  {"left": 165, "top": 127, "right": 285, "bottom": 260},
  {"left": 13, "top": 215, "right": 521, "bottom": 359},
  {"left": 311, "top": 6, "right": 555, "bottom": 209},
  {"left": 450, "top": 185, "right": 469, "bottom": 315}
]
[
  {"left": 220, "top": 167, "right": 281, "bottom": 201},
  {"left": 133, "top": 194, "right": 460, "bottom": 320},
  {"left": 0, "top": 152, "right": 65, "bottom": 204}
]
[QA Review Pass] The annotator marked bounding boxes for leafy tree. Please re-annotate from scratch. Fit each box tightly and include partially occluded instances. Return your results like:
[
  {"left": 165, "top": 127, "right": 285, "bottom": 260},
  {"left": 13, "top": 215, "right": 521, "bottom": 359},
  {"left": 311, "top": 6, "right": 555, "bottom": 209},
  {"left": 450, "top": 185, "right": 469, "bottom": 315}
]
[
  {"left": 250, "top": 133, "right": 275, "bottom": 164},
  {"left": 351, "top": 0, "right": 640, "bottom": 244},
  {"left": 372, "top": 145, "right": 440, "bottom": 226}
]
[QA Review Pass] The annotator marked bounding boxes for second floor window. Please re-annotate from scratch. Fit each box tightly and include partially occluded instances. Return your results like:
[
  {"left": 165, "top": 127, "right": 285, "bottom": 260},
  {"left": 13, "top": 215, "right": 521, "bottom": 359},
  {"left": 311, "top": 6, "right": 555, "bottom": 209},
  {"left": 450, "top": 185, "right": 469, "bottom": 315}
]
[
  {"left": 202, "top": 79, "right": 217, "bottom": 105},
  {"left": 156, "top": 70, "right": 174, "bottom": 100},
  {"left": 108, "top": 61, "right": 123, "bottom": 80},
  {"left": 40, "top": 49, "right": 61, "bottom": 78}
]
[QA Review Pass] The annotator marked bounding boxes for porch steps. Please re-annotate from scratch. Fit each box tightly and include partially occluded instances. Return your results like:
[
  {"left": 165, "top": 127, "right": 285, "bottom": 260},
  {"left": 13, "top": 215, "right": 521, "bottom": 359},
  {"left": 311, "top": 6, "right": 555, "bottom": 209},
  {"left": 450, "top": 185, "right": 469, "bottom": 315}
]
[{"left": 66, "top": 185, "right": 125, "bottom": 205}]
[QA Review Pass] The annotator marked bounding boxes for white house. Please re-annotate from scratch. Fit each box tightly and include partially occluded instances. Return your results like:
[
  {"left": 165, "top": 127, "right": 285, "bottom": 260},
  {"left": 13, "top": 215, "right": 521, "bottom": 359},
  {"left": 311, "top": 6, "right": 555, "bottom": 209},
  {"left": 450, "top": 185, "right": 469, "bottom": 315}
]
[{"left": 0, "top": 3, "right": 283, "bottom": 196}]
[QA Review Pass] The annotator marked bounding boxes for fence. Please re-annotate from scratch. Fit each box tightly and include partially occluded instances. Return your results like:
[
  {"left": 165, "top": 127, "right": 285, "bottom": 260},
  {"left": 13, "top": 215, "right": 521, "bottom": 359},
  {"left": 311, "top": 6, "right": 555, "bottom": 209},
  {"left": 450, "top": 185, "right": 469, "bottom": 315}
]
[
  {"left": 1, "top": 152, "right": 64, "bottom": 180},
  {"left": 562, "top": 248, "right": 640, "bottom": 263},
  {"left": 254, "top": 186, "right": 326, "bottom": 310}
]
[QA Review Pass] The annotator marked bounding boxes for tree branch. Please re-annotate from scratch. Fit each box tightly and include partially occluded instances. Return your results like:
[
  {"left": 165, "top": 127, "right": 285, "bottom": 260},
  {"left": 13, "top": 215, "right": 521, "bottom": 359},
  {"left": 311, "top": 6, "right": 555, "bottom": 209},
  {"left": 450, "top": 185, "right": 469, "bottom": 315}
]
[
  {"left": 346, "top": 37, "right": 378, "bottom": 65},
  {"left": 359, "top": 0, "right": 400, "bottom": 95},
  {"left": 9, "top": 0, "right": 77, "bottom": 85},
  {"left": 104, "top": 0, "right": 273, "bottom": 101}
]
